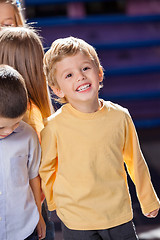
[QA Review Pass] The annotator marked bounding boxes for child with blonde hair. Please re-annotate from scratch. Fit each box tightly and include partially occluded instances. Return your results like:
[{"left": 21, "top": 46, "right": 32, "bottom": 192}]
[
  {"left": 0, "top": 26, "right": 54, "bottom": 239},
  {"left": 39, "top": 36, "right": 160, "bottom": 240},
  {"left": 0, "top": 0, "right": 25, "bottom": 28},
  {"left": 0, "top": 26, "right": 52, "bottom": 140}
]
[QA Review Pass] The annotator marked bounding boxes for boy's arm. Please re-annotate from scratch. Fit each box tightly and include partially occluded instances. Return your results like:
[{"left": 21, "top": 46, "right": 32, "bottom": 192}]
[
  {"left": 30, "top": 176, "right": 46, "bottom": 239},
  {"left": 123, "top": 113, "right": 160, "bottom": 216},
  {"left": 39, "top": 123, "right": 58, "bottom": 211},
  {"left": 27, "top": 129, "right": 46, "bottom": 239}
]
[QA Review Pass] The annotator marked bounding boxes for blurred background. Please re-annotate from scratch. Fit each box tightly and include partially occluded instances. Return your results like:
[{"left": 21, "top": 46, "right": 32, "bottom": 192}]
[{"left": 23, "top": 0, "right": 160, "bottom": 239}]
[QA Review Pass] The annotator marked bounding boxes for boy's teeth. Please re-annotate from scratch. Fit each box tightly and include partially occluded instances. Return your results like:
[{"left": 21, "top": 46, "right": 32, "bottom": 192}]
[{"left": 77, "top": 84, "right": 90, "bottom": 91}]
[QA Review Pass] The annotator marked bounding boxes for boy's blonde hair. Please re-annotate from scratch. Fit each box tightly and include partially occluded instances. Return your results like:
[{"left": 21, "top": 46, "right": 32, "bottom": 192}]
[
  {"left": 0, "top": 0, "right": 25, "bottom": 26},
  {"left": 0, "top": 26, "right": 52, "bottom": 118},
  {"left": 44, "top": 36, "right": 104, "bottom": 103}
]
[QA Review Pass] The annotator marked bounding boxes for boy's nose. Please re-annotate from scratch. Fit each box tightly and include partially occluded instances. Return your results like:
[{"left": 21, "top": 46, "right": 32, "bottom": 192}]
[{"left": 76, "top": 72, "right": 86, "bottom": 82}]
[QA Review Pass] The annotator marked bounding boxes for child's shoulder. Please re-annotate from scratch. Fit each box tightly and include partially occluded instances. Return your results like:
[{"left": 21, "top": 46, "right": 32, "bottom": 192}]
[
  {"left": 19, "top": 120, "right": 35, "bottom": 131},
  {"left": 45, "top": 105, "right": 65, "bottom": 125},
  {"left": 17, "top": 120, "right": 39, "bottom": 140},
  {"left": 104, "top": 100, "right": 130, "bottom": 116}
]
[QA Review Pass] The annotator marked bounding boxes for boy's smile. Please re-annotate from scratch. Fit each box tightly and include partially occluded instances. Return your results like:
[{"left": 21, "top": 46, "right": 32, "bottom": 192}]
[
  {"left": 53, "top": 52, "right": 103, "bottom": 113},
  {"left": 0, "top": 115, "right": 23, "bottom": 139},
  {"left": 76, "top": 83, "right": 91, "bottom": 92}
]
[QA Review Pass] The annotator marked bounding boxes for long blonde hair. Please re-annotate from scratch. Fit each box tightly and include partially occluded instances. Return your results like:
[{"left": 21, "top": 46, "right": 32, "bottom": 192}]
[
  {"left": 0, "top": 26, "right": 52, "bottom": 118},
  {"left": 0, "top": 0, "right": 25, "bottom": 26}
]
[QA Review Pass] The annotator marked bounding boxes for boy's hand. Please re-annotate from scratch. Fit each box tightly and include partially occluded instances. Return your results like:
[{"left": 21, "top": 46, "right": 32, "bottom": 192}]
[
  {"left": 145, "top": 208, "right": 159, "bottom": 218},
  {"left": 37, "top": 214, "right": 46, "bottom": 239}
]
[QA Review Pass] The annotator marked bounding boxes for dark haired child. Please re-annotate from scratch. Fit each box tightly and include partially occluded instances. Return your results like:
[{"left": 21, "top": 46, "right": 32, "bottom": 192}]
[{"left": 0, "top": 64, "right": 46, "bottom": 240}]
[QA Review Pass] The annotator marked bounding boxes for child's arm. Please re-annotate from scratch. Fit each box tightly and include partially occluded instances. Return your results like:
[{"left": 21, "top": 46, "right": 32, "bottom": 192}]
[
  {"left": 30, "top": 175, "right": 46, "bottom": 239},
  {"left": 39, "top": 123, "right": 58, "bottom": 211},
  {"left": 123, "top": 113, "right": 160, "bottom": 216}
]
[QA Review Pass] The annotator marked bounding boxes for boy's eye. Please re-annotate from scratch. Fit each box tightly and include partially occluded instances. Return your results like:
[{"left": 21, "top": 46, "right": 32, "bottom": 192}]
[
  {"left": 83, "top": 67, "right": 90, "bottom": 71},
  {"left": 66, "top": 73, "right": 72, "bottom": 78}
]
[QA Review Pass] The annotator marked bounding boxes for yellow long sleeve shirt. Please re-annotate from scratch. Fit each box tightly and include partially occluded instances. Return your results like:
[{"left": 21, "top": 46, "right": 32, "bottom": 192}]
[{"left": 39, "top": 100, "right": 160, "bottom": 230}]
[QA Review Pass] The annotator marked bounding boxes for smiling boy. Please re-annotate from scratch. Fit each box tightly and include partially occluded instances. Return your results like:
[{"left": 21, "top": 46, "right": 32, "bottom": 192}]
[
  {"left": 52, "top": 51, "right": 103, "bottom": 113},
  {"left": 39, "top": 37, "right": 160, "bottom": 240}
]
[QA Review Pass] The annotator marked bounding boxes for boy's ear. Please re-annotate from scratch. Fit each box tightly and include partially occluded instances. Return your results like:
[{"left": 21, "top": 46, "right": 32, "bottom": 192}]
[
  {"left": 99, "top": 66, "right": 103, "bottom": 82},
  {"left": 51, "top": 86, "right": 65, "bottom": 98}
]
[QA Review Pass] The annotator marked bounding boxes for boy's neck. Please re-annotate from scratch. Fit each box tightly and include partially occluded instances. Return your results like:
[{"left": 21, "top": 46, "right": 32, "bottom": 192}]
[{"left": 70, "top": 99, "right": 101, "bottom": 113}]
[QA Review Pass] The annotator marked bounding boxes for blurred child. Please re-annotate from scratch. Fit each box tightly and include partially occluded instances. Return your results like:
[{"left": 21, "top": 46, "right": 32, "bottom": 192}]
[
  {"left": 0, "top": 26, "right": 52, "bottom": 138},
  {"left": 0, "top": 0, "right": 25, "bottom": 28},
  {"left": 0, "top": 26, "right": 54, "bottom": 239},
  {"left": 0, "top": 64, "right": 46, "bottom": 240},
  {"left": 39, "top": 36, "right": 160, "bottom": 240}
]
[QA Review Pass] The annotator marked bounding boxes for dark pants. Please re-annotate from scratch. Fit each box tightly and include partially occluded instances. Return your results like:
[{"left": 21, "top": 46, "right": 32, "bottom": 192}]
[
  {"left": 24, "top": 229, "right": 38, "bottom": 240},
  {"left": 42, "top": 199, "right": 55, "bottom": 240},
  {"left": 61, "top": 221, "right": 139, "bottom": 240}
]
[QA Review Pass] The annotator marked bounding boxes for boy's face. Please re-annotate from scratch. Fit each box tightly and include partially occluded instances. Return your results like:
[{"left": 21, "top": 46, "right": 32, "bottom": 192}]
[
  {"left": 52, "top": 52, "right": 103, "bottom": 111},
  {"left": 0, "top": 115, "right": 23, "bottom": 139},
  {"left": 0, "top": 3, "right": 16, "bottom": 29}
]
